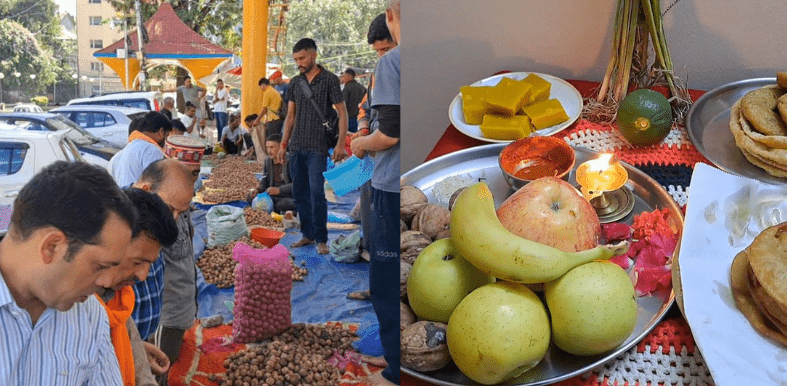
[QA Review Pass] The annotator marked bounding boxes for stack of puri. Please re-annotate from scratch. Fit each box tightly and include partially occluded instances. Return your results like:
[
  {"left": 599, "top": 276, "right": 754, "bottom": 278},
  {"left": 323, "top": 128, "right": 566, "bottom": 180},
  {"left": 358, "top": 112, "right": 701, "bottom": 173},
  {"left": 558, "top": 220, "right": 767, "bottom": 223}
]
[
  {"left": 729, "top": 72, "right": 787, "bottom": 178},
  {"left": 730, "top": 223, "right": 787, "bottom": 346}
]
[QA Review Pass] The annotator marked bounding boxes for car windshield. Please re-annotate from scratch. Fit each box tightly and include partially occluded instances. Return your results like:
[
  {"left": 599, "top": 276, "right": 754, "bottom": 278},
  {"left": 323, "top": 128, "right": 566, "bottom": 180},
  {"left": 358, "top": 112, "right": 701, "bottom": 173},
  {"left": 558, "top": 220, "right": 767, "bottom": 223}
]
[{"left": 45, "top": 116, "right": 101, "bottom": 146}]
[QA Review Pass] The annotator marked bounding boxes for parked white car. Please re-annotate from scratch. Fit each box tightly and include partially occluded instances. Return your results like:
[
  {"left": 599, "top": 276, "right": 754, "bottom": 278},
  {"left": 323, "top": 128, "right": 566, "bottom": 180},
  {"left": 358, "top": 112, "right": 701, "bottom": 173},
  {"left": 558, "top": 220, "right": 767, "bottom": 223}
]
[
  {"left": 0, "top": 129, "right": 83, "bottom": 235},
  {"left": 51, "top": 105, "right": 147, "bottom": 147},
  {"left": 68, "top": 90, "right": 164, "bottom": 111},
  {"left": 12, "top": 104, "right": 44, "bottom": 113}
]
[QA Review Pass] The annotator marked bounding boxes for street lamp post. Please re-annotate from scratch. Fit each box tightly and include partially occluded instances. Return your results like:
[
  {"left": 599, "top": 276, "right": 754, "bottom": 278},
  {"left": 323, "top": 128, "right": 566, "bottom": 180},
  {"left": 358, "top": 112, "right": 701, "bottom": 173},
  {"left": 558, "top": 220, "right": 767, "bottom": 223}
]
[
  {"left": 13, "top": 72, "right": 20, "bottom": 102},
  {"left": 72, "top": 73, "right": 78, "bottom": 99},
  {"left": 81, "top": 75, "right": 87, "bottom": 97},
  {"left": 0, "top": 72, "right": 4, "bottom": 105}
]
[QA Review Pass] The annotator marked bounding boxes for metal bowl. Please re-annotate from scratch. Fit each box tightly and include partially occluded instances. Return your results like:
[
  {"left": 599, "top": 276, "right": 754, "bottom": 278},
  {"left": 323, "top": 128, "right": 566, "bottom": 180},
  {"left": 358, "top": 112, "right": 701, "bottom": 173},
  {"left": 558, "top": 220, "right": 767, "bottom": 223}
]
[{"left": 498, "top": 136, "right": 576, "bottom": 190}]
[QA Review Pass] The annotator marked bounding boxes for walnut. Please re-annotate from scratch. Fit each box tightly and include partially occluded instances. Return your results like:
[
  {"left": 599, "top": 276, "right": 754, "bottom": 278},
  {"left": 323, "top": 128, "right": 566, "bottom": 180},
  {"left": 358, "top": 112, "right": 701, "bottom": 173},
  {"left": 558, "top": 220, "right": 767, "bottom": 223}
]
[
  {"left": 410, "top": 204, "right": 450, "bottom": 240},
  {"left": 401, "top": 185, "right": 428, "bottom": 224},
  {"left": 400, "top": 231, "right": 432, "bottom": 265},
  {"left": 401, "top": 321, "right": 451, "bottom": 372},
  {"left": 401, "top": 302, "right": 416, "bottom": 331}
]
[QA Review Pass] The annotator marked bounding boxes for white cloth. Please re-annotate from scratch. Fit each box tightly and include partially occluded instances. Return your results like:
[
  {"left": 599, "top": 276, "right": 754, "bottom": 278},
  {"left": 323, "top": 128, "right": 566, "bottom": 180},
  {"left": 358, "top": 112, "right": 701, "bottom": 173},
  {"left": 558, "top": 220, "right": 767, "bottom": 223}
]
[
  {"left": 0, "top": 274, "right": 123, "bottom": 385},
  {"left": 213, "top": 88, "right": 229, "bottom": 113}
]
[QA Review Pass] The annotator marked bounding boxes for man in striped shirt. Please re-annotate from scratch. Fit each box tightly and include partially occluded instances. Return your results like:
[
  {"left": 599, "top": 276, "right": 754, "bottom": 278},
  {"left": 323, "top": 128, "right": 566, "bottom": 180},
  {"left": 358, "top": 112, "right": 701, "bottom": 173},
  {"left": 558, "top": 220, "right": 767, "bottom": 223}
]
[{"left": 0, "top": 161, "right": 138, "bottom": 385}]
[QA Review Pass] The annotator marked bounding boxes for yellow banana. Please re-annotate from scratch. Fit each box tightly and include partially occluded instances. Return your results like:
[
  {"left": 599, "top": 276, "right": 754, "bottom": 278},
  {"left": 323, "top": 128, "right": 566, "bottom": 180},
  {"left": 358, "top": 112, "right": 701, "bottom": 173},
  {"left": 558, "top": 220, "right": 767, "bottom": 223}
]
[{"left": 450, "top": 182, "right": 629, "bottom": 284}]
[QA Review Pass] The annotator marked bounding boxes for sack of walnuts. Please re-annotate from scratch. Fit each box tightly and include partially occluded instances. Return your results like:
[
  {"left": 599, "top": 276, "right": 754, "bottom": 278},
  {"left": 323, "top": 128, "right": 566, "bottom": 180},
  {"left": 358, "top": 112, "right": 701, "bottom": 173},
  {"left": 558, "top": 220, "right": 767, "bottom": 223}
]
[
  {"left": 206, "top": 205, "right": 248, "bottom": 247},
  {"left": 231, "top": 243, "right": 292, "bottom": 343}
]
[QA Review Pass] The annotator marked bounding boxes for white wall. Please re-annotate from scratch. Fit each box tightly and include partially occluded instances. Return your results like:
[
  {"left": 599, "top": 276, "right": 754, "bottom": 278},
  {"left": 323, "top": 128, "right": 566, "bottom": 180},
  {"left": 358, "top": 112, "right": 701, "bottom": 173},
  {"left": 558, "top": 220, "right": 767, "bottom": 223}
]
[{"left": 401, "top": 0, "right": 787, "bottom": 173}]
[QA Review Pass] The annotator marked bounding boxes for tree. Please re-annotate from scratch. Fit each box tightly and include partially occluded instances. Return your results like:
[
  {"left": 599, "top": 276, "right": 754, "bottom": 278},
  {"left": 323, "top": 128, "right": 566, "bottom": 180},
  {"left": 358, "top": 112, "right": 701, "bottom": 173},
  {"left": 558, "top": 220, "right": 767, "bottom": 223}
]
[
  {"left": 282, "top": 0, "right": 386, "bottom": 80},
  {"left": 0, "top": 19, "right": 57, "bottom": 100},
  {"left": 0, "top": 0, "right": 62, "bottom": 49}
]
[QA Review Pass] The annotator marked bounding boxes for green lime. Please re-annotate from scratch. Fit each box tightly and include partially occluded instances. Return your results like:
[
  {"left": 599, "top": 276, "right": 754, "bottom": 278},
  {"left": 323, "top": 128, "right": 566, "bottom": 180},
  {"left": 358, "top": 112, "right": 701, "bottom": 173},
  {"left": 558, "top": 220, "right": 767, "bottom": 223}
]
[{"left": 616, "top": 89, "right": 672, "bottom": 146}]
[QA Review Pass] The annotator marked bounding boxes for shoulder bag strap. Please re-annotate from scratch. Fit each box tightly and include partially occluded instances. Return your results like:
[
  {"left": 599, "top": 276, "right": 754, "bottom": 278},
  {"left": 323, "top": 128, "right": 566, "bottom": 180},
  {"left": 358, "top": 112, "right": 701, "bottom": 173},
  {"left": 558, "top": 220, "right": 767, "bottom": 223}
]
[{"left": 296, "top": 78, "right": 331, "bottom": 129}]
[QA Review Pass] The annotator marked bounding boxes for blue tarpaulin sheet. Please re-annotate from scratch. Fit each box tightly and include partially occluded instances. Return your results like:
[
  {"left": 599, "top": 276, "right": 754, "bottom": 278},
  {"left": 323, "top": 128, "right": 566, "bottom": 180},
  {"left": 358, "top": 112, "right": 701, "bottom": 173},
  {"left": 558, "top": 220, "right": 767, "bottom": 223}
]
[{"left": 191, "top": 187, "right": 377, "bottom": 326}]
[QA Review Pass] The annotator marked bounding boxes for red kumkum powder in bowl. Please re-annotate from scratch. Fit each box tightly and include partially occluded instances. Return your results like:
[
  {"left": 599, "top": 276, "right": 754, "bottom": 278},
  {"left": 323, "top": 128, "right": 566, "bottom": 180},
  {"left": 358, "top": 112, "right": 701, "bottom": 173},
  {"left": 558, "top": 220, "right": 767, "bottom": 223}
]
[{"left": 499, "top": 137, "right": 575, "bottom": 187}]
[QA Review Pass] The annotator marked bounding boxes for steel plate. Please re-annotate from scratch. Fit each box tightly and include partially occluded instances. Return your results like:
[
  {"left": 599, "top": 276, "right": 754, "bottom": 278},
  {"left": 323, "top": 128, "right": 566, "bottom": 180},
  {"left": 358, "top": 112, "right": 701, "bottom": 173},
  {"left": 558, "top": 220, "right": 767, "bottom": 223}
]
[{"left": 400, "top": 144, "right": 680, "bottom": 386}]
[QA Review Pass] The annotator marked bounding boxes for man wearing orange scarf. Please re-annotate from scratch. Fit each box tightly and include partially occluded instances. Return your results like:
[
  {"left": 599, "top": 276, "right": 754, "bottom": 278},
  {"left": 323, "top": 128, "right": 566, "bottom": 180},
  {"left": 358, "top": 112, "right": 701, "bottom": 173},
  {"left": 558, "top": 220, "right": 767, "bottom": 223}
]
[
  {"left": 109, "top": 111, "right": 173, "bottom": 188},
  {"left": 97, "top": 188, "right": 179, "bottom": 386}
]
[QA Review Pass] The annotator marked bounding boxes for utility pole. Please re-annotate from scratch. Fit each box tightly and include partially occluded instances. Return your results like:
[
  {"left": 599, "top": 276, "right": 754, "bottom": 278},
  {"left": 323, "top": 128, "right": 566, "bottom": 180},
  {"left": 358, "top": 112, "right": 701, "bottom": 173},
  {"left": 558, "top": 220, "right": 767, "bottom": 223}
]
[
  {"left": 124, "top": 18, "right": 129, "bottom": 90},
  {"left": 135, "top": 0, "right": 146, "bottom": 90}
]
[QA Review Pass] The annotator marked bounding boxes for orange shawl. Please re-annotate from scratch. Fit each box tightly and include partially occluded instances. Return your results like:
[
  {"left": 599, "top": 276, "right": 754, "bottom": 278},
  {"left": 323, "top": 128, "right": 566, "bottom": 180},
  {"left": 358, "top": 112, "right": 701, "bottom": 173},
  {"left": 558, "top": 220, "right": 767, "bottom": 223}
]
[
  {"left": 96, "top": 286, "right": 136, "bottom": 386},
  {"left": 128, "top": 130, "right": 164, "bottom": 152}
]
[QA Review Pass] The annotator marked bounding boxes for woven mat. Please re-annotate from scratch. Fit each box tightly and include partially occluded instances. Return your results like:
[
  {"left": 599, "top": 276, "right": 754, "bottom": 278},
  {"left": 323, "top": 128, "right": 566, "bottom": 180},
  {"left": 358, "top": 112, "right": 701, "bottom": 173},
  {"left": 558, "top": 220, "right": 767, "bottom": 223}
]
[{"left": 168, "top": 321, "right": 384, "bottom": 386}]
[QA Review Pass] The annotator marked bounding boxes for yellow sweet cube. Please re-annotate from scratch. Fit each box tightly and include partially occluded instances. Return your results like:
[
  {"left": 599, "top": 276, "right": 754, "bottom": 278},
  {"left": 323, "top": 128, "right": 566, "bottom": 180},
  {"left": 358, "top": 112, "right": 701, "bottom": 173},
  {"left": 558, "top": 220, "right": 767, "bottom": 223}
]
[
  {"left": 461, "top": 86, "right": 493, "bottom": 125},
  {"left": 479, "top": 114, "right": 533, "bottom": 140},
  {"left": 485, "top": 78, "right": 532, "bottom": 116},
  {"left": 521, "top": 74, "right": 552, "bottom": 105},
  {"left": 521, "top": 99, "right": 570, "bottom": 130}
]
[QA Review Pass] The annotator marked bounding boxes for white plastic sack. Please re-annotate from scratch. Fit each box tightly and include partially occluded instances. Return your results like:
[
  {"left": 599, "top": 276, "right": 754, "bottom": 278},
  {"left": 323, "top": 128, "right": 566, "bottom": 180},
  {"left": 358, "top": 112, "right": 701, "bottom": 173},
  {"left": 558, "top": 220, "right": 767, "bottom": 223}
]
[{"left": 206, "top": 205, "right": 248, "bottom": 247}]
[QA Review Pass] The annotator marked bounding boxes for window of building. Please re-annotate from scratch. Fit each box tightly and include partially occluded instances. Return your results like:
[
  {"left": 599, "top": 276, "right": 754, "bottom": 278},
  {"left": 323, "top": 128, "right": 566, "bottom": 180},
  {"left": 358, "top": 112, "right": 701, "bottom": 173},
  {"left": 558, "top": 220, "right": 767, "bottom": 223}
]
[
  {"left": 90, "top": 62, "right": 104, "bottom": 72},
  {"left": 89, "top": 16, "right": 101, "bottom": 26},
  {"left": 90, "top": 40, "right": 103, "bottom": 49},
  {"left": 88, "top": 0, "right": 101, "bottom": 3}
]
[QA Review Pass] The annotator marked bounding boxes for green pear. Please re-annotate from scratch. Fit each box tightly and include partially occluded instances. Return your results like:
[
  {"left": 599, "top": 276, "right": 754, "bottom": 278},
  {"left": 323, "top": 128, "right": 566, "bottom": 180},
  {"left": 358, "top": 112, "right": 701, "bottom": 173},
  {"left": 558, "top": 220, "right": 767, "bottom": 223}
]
[
  {"left": 407, "top": 238, "right": 494, "bottom": 323},
  {"left": 447, "top": 281, "right": 550, "bottom": 385},
  {"left": 545, "top": 261, "right": 637, "bottom": 356}
]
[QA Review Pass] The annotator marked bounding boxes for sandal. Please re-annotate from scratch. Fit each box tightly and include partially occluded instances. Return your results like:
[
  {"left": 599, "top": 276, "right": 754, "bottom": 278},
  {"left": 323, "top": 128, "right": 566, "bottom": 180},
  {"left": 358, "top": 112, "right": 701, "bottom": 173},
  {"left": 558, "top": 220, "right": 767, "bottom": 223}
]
[{"left": 346, "top": 290, "right": 371, "bottom": 301}]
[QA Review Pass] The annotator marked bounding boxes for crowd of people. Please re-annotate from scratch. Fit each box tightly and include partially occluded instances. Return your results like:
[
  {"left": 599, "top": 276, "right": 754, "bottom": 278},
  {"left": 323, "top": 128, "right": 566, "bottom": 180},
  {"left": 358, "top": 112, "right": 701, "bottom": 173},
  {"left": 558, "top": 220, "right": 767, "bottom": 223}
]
[{"left": 0, "top": 1, "right": 400, "bottom": 385}]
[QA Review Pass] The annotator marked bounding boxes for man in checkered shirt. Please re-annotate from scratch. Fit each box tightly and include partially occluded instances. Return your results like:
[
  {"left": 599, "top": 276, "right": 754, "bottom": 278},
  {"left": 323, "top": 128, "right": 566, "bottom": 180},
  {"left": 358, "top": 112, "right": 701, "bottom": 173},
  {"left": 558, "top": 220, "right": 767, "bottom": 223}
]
[{"left": 277, "top": 37, "right": 349, "bottom": 255}]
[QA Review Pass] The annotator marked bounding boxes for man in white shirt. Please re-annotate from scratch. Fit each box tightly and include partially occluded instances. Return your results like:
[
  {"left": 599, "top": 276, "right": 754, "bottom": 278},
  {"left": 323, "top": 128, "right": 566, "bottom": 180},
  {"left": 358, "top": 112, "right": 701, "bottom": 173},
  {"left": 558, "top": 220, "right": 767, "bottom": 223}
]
[
  {"left": 212, "top": 79, "right": 230, "bottom": 139},
  {"left": 0, "top": 161, "right": 138, "bottom": 385},
  {"left": 220, "top": 114, "right": 249, "bottom": 155},
  {"left": 108, "top": 111, "right": 173, "bottom": 188}
]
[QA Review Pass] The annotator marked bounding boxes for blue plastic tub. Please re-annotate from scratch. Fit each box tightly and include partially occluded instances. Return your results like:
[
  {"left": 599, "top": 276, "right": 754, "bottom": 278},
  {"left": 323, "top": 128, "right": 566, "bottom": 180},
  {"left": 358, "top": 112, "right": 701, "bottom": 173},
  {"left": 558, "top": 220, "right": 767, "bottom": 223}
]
[{"left": 322, "top": 155, "right": 374, "bottom": 196}]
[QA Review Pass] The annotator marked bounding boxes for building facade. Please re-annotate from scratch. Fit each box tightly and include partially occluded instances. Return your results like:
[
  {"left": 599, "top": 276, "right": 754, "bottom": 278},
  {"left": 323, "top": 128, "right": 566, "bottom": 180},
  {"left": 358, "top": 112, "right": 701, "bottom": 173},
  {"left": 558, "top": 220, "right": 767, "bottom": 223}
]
[{"left": 76, "top": 0, "right": 125, "bottom": 96}]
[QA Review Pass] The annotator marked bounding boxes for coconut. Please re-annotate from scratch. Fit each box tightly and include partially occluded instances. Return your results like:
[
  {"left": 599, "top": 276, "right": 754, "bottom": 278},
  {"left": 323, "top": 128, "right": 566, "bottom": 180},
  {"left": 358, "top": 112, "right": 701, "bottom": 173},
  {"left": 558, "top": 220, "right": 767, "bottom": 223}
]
[
  {"left": 411, "top": 204, "right": 450, "bottom": 240},
  {"left": 401, "top": 185, "right": 428, "bottom": 223},
  {"left": 401, "top": 261, "right": 413, "bottom": 299},
  {"left": 401, "top": 231, "right": 432, "bottom": 265},
  {"left": 401, "top": 302, "right": 416, "bottom": 331},
  {"left": 401, "top": 321, "right": 451, "bottom": 372}
]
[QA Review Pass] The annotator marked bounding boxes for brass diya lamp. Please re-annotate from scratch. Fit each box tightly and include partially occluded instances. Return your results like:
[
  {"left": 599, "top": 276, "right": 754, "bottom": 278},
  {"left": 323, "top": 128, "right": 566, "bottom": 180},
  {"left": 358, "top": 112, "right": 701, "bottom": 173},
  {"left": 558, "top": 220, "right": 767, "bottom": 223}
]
[{"left": 575, "top": 153, "right": 635, "bottom": 223}]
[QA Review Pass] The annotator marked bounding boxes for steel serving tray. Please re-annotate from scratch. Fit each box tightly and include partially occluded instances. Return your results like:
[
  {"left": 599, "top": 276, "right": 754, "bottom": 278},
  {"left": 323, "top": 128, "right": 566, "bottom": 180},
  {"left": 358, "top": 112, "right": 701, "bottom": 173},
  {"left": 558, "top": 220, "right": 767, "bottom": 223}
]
[
  {"left": 400, "top": 144, "right": 680, "bottom": 386},
  {"left": 686, "top": 77, "right": 786, "bottom": 185}
]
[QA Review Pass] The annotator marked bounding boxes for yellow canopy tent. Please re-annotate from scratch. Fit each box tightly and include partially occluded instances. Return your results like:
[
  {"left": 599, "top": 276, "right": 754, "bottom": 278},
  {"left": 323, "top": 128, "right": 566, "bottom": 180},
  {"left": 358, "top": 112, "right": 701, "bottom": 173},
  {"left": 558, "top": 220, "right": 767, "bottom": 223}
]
[{"left": 93, "top": 2, "right": 233, "bottom": 89}]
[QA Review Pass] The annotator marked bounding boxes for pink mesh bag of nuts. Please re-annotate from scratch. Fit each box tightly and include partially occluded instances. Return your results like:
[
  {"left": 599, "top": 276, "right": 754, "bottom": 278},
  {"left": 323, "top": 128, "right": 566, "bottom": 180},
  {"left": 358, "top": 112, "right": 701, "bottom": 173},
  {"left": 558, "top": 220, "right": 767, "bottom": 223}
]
[{"left": 231, "top": 243, "right": 292, "bottom": 343}]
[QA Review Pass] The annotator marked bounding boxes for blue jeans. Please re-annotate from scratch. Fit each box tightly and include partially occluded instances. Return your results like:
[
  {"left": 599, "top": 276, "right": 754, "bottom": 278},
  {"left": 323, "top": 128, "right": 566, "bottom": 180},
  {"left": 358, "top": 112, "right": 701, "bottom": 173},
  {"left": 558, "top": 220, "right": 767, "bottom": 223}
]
[
  {"left": 369, "top": 187, "right": 400, "bottom": 384},
  {"left": 288, "top": 150, "right": 328, "bottom": 243},
  {"left": 214, "top": 112, "right": 228, "bottom": 140},
  {"left": 348, "top": 117, "right": 358, "bottom": 133}
]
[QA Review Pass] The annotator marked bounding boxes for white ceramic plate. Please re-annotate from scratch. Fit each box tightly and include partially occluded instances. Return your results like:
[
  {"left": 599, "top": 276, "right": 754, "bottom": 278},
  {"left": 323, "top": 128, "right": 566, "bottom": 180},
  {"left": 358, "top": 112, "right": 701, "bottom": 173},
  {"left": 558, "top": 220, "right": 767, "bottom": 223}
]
[
  {"left": 679, "top": 163, "right": 787, "bottom": 385},
  {"left": 448, "top": 72, "right": 584, "bottom": 143}
]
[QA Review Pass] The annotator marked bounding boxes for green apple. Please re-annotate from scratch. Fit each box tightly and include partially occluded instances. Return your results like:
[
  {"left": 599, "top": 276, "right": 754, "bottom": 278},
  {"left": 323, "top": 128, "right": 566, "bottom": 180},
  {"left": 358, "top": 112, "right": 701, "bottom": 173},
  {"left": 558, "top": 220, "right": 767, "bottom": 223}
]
[
  {"left": 407, "top": 238, "right": 494, "bottom": 323},
  {"left": 447, "top": 281, "right": 550, "bottom": 385},
  {"left": 545, "top": 261, "right": 637, "bottom": 356}
]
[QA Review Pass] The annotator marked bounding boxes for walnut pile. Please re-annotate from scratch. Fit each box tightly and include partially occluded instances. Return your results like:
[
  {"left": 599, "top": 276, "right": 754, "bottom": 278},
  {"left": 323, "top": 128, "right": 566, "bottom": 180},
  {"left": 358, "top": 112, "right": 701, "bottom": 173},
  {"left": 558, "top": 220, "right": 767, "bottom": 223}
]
[
  {"left": 217, "top": 323, "right": 357, "bottom": 386},
  {"left": 198, "top": 237, "right": 309, "bottom": 288},
  {"left": 203, "top": 156, "right": 263, "bottom": 203},
  {"left": 246, "top": 207, "right": 284, "bottom": 231}
]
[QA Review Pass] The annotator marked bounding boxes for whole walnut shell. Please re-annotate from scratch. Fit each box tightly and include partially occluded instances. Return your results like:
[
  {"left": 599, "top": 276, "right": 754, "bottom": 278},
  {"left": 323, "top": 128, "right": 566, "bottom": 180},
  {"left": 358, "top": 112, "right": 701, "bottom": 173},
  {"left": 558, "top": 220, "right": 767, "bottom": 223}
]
[
  {"left": 434, "top": 228, "right": 451, "bottom": 241},
  {"left": 400, "top": 218, "right": 408, "bottom": 233},
  {"left": 401, "top": 321, "right": 451, "bottom": 372},
  {"left": 401, "top": 302, "right": 416, "bottom": 331},
  {"left": 401, "top": 261, "right": 412, "bottom": 299},
  {"left": 411, "top": 204, "right": 450, "bottom": 240},
  {"left": 400, "top": 231, "right": 432, "bottom": 265},
  {"left": 401, "top": 185, "right": 428, "bottom": 224}
]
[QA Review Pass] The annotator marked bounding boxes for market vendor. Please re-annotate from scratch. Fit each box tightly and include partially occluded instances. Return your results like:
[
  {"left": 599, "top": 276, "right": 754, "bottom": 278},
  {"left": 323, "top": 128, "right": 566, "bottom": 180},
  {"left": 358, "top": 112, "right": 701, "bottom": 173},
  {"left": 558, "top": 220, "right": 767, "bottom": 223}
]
[
  {"left": 220, "top": 113, "right": 250, "bottom": 155},
  {"left": 0, "top": 161, "right": 137, "bottom": 385},
  {"left": 109, "top": 111, "right": 173, "bottom": 187},
  {"left": 245, "top": 133, "right": 296, "bottom": 214},
  {"left": 98, "top": 187, "right": 179, "bottom": 386}
]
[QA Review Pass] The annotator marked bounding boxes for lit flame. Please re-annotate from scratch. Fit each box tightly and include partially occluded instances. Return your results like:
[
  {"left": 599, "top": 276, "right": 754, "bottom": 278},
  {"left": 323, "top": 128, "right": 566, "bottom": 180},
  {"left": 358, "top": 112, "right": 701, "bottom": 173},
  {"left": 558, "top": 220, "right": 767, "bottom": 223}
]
[{"left": 585, "top": 153, "right": 615, "bottom": 173}]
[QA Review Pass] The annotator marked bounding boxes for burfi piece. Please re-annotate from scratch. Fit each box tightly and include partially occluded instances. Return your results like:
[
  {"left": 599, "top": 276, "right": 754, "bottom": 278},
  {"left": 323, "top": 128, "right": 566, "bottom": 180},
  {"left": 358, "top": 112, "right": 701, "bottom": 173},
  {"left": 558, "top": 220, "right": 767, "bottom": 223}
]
[
  {"left": 479, "top": 114, "right": 533, "bottom": 140},
  {"left": 521, "top": 74, "right": 552, "bottom": 104},
  {"left": 522, "top": 99, "right": 570, "bottom": 130},
  {"left": 461, "top": 86, "right": 493, "bottom": 125},
  {"left": 485, "top": 77, "right": 532, "bottom": 116}
]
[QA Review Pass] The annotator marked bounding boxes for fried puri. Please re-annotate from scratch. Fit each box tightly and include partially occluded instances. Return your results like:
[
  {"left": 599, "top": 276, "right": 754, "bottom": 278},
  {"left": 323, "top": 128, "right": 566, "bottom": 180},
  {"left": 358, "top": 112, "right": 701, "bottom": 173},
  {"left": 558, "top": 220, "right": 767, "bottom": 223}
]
[{"left": 740, "top": 86, "right": 787, "bottom": 136}]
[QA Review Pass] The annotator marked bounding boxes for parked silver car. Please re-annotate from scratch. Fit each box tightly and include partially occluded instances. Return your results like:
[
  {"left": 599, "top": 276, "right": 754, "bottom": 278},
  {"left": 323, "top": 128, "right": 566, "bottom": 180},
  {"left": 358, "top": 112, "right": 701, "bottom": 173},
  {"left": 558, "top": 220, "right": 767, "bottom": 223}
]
[{"left": 51, "top": 105, "right": 147, "bottom": 147}]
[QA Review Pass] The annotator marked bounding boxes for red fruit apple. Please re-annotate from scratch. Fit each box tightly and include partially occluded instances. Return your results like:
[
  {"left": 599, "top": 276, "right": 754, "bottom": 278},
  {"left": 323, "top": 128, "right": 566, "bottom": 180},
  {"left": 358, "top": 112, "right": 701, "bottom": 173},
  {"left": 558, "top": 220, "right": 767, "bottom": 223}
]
[{"left": 496, "top": 176, "right": 600, "bottom": 252}]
